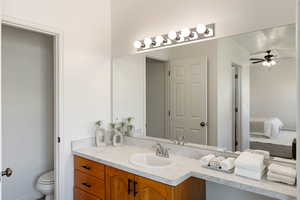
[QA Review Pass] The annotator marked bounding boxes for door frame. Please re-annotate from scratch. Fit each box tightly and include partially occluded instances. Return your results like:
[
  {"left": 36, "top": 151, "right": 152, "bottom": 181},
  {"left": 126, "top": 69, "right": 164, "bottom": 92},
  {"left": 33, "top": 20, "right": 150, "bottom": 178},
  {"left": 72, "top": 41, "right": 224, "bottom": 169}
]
[
  {"left": 231, "top": 63, "right": 242, "bottom": 151},
  {"left": 0, "top": 15, "right": 64, "bottom": 200}
]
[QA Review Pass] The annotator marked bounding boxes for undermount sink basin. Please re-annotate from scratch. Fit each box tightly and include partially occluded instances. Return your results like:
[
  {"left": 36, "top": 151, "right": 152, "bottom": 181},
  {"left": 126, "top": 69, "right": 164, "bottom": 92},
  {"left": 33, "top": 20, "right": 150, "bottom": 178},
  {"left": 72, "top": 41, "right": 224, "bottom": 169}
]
[{"left": 129, "top": 153, "right": 174, "bottom": 169}]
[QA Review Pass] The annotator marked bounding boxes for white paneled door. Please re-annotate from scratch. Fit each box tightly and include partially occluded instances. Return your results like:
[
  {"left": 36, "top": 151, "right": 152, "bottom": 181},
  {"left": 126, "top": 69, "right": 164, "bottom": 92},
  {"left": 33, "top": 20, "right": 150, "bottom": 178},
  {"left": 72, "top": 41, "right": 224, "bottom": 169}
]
[{"left": 170, "top": 57, "right": 208, "bottom": 145}]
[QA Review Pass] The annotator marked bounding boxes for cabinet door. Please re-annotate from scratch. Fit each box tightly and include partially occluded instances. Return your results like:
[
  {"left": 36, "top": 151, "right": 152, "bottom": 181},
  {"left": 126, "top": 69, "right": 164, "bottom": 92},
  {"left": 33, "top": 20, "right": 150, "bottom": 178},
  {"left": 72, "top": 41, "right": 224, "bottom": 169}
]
[
  {"left": 134, "top": 176, "right": 173, "bottom": 200},
  {"left": 106, "top": 167, "right": 135, "bottom": 200}
]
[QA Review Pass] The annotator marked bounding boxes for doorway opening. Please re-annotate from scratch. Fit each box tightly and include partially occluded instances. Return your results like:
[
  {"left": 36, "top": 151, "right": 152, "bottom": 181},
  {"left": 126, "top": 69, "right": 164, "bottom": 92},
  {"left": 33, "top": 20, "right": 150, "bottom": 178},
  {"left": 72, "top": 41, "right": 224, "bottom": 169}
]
[
  {"left": 145, "top": 58, "right": 169, "bottom": 139},
  {"left": 0, "top": 17, "right": 63, "bottom": 200}
]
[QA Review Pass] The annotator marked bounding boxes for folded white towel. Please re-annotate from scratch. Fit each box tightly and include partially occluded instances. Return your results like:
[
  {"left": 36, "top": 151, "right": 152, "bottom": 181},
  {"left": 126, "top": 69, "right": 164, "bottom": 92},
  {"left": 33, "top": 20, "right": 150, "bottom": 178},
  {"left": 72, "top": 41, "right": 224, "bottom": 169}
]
[
  {"left": 268, "top": 164, "right": 296, "bottom": 178},
  {"left": 200, "top": 154, "right": 215, "bottom": 166},
  {"left": 235, "top": 167, "right": 266, "bottom": 180},
  {"left": 246, "top": 149, "right": 270, "bottom": 159},
  {"left": 220, "top": 157, "right": 235, "bottom": 171},
  {"left": 209, "top": 156, "right": 225, "bottom": 169},
  {"left": 267, "top": 171, "right": 295, "bottom": 185},
  {"left": 235, "top": 152, "right": 265, "bottom": 171}
]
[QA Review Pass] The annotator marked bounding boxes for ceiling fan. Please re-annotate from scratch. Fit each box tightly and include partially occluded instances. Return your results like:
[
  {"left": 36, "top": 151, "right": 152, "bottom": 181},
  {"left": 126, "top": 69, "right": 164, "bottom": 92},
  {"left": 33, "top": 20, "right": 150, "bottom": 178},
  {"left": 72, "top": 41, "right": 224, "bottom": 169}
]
[{"left": 249, "top": 50, "right": 277, "bottom": 67}]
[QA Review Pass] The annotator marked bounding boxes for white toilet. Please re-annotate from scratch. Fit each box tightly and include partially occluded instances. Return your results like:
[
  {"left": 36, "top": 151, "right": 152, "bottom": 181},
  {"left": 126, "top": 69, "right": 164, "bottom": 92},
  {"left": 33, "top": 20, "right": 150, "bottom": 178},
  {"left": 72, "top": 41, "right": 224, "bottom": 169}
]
[{"left": 36, "top": 171, "right": 55, "bottom": 200}]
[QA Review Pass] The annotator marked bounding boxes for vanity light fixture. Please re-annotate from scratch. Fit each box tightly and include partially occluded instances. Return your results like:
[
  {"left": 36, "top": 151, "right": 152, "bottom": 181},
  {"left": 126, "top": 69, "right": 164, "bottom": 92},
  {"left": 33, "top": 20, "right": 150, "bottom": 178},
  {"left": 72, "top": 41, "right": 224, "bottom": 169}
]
[{"left": 133, "top": 23, "right": 215, "bottom": 51}]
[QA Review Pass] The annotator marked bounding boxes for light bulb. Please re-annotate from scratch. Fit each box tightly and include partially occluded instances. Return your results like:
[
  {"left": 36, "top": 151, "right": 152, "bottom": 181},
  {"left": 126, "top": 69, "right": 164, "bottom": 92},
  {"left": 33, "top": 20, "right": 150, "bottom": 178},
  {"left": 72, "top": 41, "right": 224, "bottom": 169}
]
[
  {"left": 262, "top": 61, "right": 272, "bottom": 67},
  {"left": 270, "top": 60, "right": 276, "bottom": 66},
  {"left": 196, "top": 24, "right": 207, "bottom": 34},
  {"left": 144, "top": 37, "right": 153, "bottom": 48},
  {"left": 176, "top": 35, "right": 185, "bottom": 43},
  {"left": 204, "top": 28, "right": 214, "bottom": 37},
  {"left": 262, "top": 61, "right": 268, "bottom": 66},
  {"left": 181, "top": 28, "right": 191, "bottom": 38},
  {"left": 133, "top": 40, "right": 142, "bottom": 49},
  {"left": 155, "top": 35, "right": 165, "bottom": 46},
  {"left": 190, "top": 32, "right": 198, "bottom": 40},
  {"left": 168, "top": 31, "right": 177, "bottom": 40}
]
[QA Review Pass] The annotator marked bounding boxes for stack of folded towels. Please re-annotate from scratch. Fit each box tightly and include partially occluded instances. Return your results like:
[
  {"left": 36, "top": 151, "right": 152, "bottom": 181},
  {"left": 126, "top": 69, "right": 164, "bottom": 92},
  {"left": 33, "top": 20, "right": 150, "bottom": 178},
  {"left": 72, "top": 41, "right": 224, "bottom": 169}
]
[
  {"left": 234, "top": 152, "right": 265, "bottom": 180},
  {"left": 200, "top": 154, "right": 235, "bottom": 172},
  {"left": 267, "top": 164, "right": 296, "bottom": 185}
]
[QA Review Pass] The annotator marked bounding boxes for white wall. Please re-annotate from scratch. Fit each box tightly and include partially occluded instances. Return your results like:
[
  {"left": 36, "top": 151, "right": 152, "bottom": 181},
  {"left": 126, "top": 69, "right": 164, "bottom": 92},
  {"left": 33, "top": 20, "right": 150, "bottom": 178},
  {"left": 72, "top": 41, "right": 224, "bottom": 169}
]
[
  {"left": 250, "top": 60, "right": 297, "bottom": 130},
  {"left": 111, "top": 0, "right": 295, "bottom": 56},
  {"left": 217, "top": 38, "right": 250, "bottom": 151},
  {"left": 2, "top": 25, "right": 54, "bottom": 200},
  {"left": 0, "top": 0, "right": 111, "bottom": 199},
  {"left": 113, "top": 55, "right": 145, "bottom": 136}
]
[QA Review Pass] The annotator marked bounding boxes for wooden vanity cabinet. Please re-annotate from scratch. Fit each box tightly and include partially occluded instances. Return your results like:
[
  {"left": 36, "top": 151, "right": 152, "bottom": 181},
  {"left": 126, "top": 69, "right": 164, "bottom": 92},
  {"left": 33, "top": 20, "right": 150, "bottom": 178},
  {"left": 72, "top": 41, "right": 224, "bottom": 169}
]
[{"left": 74, "top": 156, "right": 206, "bottom": 200}]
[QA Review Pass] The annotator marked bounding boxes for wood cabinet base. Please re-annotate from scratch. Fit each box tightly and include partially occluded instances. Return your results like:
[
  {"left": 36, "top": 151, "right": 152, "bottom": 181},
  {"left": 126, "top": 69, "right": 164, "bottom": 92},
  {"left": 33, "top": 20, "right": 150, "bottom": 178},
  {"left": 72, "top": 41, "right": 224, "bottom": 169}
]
[{"left": 74, "top": 156, "right": 206, "bottom": 200}]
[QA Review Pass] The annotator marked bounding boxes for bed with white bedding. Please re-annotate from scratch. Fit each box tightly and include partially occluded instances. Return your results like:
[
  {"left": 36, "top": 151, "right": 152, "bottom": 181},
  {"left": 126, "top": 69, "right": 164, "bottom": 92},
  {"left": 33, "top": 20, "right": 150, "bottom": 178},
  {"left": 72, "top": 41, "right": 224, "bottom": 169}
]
[
  {"left": 250, "top": 118, "right": 296, "bottom": 159},
  {"left": 250, "top": 131, "right": 296, "bottom": 159}
]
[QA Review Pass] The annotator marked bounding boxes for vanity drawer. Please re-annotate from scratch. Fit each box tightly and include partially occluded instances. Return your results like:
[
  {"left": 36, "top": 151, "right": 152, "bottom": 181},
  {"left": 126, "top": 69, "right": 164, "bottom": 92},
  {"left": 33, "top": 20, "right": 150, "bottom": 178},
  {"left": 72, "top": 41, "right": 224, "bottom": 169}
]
[
  {"left": 75, "top": 187, "right": 103, "bottom": 200},
  {"left": 75, "top": 156, "right": 105, "bottom": 180},
  {"left": 75, "top": 170, "right": 105, "bottom": 198}
]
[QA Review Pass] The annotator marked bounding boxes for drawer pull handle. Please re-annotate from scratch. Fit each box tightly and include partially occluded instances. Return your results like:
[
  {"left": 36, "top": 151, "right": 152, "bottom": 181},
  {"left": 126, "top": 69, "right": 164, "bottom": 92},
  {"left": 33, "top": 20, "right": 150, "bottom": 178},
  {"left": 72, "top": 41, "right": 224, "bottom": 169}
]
[
  {"left": 82, "top": 182, "right": 92, "bottom": 188},
  {"left": 133, "top": 181, "right": 138, "bottom": 196},
  {"left": 128, "top": 179, "right": 133, "bottom": 194},
  {"left": 81, "top": 165, "right": 91, "bottom": 170}
]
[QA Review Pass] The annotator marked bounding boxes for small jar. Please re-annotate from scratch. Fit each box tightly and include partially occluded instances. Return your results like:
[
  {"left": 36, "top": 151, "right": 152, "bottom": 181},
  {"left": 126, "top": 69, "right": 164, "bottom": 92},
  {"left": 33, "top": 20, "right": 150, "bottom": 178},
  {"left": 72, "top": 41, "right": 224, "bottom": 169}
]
[
  {"left": 95, "top": 121, "right": 106, "bottom": 146},
  {"left": 112, "top": 130, "right": 123, "bottom": 146},
  {"left": 95, "top": 126, "right": 106, "bottom": 147}
]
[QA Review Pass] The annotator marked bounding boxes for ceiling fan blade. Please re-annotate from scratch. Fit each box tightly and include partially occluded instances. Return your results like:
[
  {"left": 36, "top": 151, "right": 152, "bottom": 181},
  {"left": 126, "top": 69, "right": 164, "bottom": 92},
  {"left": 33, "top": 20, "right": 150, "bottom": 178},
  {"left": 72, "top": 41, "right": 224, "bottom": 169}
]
[
  {"left": 274, "top": 57, "right": 295, "bottom": 60},
  {"left": 251, "top": 60, "right": 263, "bottom": 64},
  {"left": 250, "top": 50, "right": 269, "bottom": 56},
  {"left": 250, "top": 58, "right": 264, "bottom": 61}
]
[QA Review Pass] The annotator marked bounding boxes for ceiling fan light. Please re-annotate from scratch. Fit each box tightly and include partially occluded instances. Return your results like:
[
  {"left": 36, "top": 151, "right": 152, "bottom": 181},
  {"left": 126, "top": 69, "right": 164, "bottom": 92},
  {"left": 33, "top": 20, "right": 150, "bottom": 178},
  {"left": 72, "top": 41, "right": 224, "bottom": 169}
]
[
  {"left": 262, "top": 61, "right": 268, "bottom": 67},
  {"left": 270, "top": 60, "right": 276, "bottom": 66}
]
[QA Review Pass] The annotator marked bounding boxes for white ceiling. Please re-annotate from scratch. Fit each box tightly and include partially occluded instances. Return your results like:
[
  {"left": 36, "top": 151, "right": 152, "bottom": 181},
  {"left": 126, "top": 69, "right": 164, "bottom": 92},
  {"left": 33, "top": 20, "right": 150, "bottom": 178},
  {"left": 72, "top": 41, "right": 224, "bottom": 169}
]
[{"left": 232, "top": 24, "right": 296, "bottom": 58}]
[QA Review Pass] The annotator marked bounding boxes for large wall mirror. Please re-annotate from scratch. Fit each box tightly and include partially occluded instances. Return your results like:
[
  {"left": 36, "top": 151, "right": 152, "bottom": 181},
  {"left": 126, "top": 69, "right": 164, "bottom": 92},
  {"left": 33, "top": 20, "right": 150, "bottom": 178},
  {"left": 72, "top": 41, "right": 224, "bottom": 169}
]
[{"left": 113, "top": 24, "right": 296, "bottom": 161}]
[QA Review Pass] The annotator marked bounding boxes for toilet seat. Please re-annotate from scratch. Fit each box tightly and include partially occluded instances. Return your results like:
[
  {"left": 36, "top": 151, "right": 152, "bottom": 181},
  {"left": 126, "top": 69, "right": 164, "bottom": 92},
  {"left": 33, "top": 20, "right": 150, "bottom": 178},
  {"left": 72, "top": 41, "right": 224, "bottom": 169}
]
[
  {"left": 38, "top": 171, "right": 55, "bottom": 185},
  {"left": 36, "top": 170, "right": 55, "bottom": 200}
]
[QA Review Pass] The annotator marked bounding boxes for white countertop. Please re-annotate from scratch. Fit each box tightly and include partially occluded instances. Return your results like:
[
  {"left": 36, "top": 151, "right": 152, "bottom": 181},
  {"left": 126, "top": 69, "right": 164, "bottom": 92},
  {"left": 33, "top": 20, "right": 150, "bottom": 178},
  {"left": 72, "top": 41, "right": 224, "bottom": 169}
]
[{"left": 73, "top": 145, "right": 297, "bottom": 200}]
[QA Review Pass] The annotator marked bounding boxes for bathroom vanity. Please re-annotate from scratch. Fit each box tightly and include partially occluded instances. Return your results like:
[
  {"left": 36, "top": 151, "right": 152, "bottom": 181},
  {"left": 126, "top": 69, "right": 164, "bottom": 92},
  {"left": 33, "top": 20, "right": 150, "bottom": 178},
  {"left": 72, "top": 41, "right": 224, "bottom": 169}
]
[
  {"left": 72, "top": 141, "right": 297, "bottom": 200},
  {"left": 74, "top": 155, "right": 206, "bottom": 200}
]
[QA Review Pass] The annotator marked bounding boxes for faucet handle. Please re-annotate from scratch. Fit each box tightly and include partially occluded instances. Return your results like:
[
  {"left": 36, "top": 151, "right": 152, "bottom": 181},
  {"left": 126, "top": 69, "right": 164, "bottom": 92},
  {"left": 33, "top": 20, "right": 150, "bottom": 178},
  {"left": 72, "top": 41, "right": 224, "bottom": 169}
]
[{"left": 163, "top": 148, "right": 170, "bottom": 158}]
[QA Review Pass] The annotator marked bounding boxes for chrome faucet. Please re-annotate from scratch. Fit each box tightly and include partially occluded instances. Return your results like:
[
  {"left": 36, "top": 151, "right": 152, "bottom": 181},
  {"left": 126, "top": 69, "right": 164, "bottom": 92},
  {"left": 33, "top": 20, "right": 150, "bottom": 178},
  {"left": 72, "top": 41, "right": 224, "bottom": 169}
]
[
  {"left": 173, "top": 135, "right": 185, "bottom": 146},
  {"left": 153, "top": 143, "right": 170, "bottom": 158}
]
